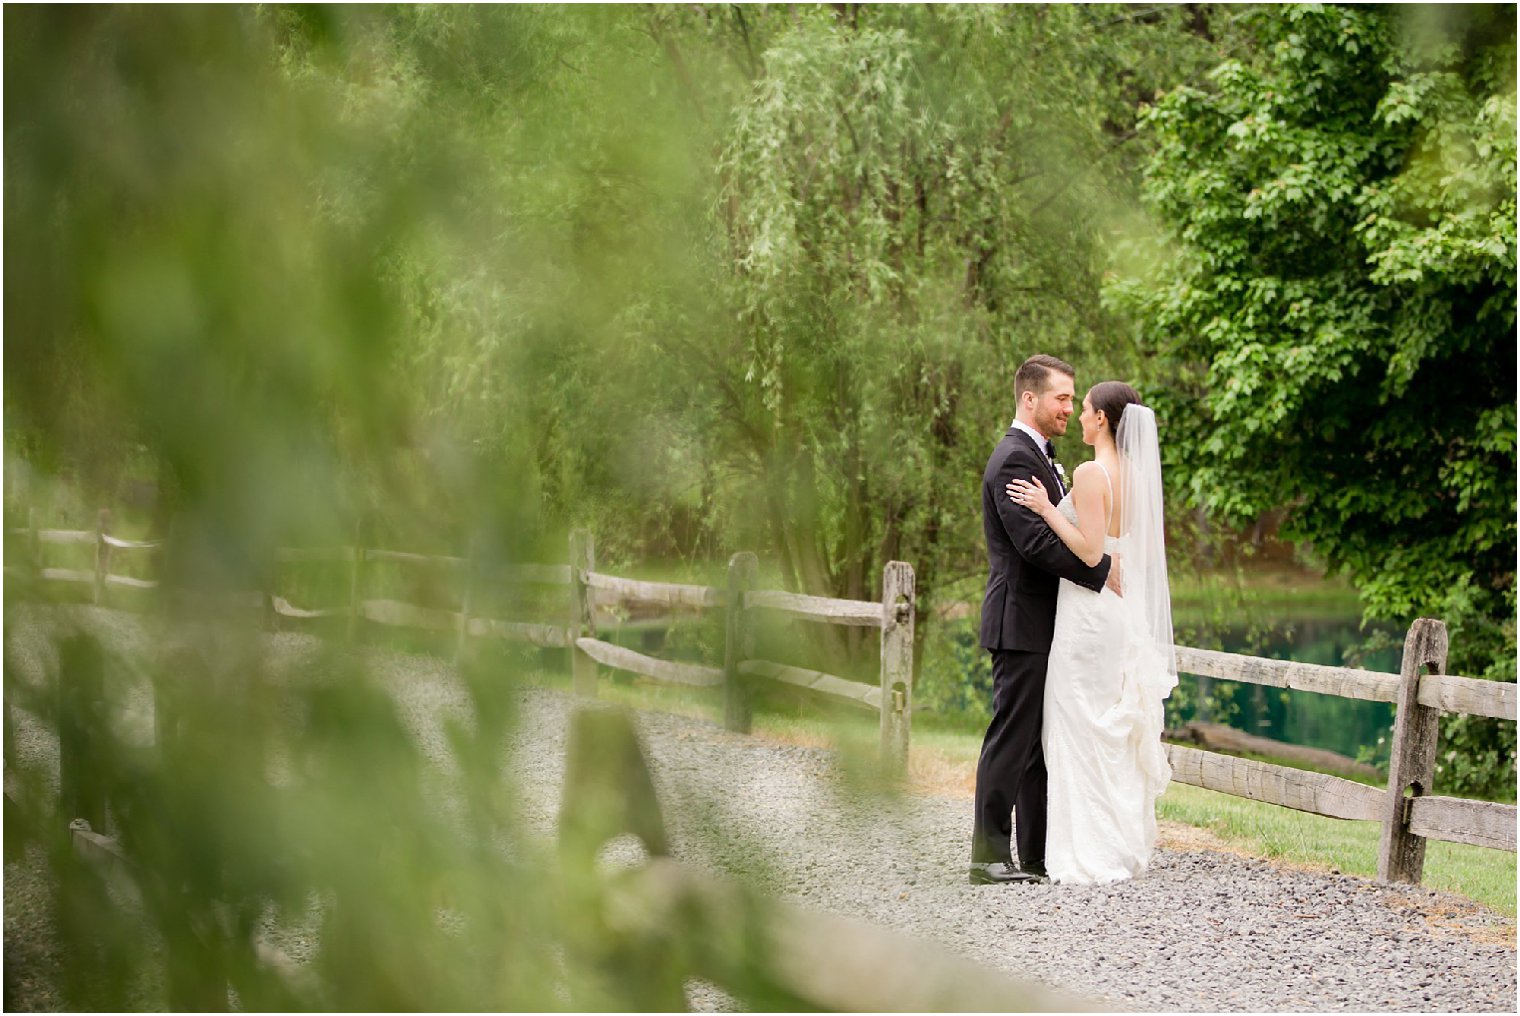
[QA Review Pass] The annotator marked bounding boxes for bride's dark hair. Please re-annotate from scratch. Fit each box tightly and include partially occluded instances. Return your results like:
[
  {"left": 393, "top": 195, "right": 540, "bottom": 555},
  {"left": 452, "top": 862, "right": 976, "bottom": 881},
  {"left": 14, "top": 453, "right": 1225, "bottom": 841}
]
[{"left": 1089, "top": 381, "right": 1143, "bottom": 439}]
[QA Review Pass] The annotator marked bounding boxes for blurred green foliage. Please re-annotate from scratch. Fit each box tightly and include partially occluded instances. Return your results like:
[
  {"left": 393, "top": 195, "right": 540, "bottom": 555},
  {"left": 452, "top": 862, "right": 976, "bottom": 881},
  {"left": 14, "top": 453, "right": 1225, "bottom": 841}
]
[{"left": 3, "top": 4, "right": 1516, "bottom": 1005}]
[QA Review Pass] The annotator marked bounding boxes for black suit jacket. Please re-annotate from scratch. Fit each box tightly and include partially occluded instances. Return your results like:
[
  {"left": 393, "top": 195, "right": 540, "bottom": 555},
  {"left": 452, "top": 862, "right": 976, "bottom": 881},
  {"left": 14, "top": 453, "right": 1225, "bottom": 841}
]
[{"left": 979, "top": 427, "right": 1112, "bottom": 652}]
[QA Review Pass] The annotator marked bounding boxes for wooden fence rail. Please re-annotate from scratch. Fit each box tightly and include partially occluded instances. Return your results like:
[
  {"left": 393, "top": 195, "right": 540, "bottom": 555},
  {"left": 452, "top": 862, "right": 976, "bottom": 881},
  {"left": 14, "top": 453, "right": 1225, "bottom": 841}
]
[
  {"left": 5, "top": 520, "right": 918, "bottom": 766},
  {"left": 7, "top": 513, "right": 1513, "bottom": 883},
  {"left": 1166, "top": 617, "right": 1516, "bottom": 884},
  {"left": 570, "top": 537, "right": 916, "bottom": 769}
]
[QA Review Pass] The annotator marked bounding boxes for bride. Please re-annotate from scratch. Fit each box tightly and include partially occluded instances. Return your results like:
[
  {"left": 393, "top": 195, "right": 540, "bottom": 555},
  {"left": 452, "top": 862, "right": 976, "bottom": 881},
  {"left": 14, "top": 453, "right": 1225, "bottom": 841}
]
[{"left": 1005, "top": 381, "right": 1177, "bottom": 885}]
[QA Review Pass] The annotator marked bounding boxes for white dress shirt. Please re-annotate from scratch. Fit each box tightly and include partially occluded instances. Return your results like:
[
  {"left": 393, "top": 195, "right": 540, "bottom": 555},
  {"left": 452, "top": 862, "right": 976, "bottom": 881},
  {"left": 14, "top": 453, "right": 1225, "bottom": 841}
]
[{"left": 1010, "top": 419, "right": 1054, "bottom": 464}]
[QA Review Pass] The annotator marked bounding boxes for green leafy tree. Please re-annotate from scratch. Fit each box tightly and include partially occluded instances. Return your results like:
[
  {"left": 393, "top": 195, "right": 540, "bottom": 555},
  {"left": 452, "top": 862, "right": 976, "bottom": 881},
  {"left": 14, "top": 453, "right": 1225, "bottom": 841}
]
[
  {"left": 699, "top": 5, "right": 1238, "bottom": 672},
  {"left": 265, "top": 5, "right": 730, "bottom": 561},
  {"left": 271, "top": 4, "right": 1241, "bottom": 678},
  {"left": 1108, "top": 4, "right": 1516, "bottom": 795}
]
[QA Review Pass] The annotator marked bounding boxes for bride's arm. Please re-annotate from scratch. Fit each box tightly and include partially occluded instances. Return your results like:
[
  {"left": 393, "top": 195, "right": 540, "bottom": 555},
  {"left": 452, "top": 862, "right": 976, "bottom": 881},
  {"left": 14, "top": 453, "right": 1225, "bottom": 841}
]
[{"left": 1007, "top": 464, "right": 1108, "bottom": 567}]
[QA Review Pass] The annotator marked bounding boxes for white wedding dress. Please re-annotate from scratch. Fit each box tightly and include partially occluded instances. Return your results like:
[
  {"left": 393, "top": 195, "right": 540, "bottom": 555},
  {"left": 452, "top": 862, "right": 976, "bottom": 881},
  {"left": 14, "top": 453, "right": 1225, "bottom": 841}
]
[{"left": 1043, "top": 464, "right": 1176, "bottom": 885}]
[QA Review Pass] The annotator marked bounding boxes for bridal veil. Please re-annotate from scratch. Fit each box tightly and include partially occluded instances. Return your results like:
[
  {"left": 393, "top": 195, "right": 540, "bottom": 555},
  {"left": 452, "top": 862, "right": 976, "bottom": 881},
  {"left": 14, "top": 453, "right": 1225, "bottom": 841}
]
[{"left": 1116, "top": 404, "right": 1176, "bottom": 686}]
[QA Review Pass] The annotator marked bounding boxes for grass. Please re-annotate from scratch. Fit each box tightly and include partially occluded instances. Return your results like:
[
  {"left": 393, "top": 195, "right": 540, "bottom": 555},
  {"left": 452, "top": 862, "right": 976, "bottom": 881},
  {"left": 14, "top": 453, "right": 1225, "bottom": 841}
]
[
  {"left": 1155, "top": 782, "right": 1515, "bottom": 916},
  {"left": 1169, "top": 564, "right": 1367, "bottom": 625},
  {"left": 525, "top": 663, "right": 1517, "bottom": 919}
]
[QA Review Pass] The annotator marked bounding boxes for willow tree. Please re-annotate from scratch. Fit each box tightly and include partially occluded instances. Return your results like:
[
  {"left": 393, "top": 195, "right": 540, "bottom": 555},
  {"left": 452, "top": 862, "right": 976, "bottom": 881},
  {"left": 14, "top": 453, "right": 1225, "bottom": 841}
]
[
  {"left": 260, "top": 6, "right": 732, "bottom": 562},
  {"left": 707, "top": 5, "right": 1235, "bottom": 669}
]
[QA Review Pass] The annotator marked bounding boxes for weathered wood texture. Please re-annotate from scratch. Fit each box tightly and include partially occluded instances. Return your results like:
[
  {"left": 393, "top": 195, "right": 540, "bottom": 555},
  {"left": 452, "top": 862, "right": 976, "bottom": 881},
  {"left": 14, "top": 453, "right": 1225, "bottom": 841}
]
[
  {"left": 362, "top": 598, "right": 459, "bottom": 632},
  {"left": 36, "top": 528, "right": 94, "bottom": 545},
  {"left": 271, "top": 596, "right": 345, "bottom": 620},
  {"left": 1164, "top": 743, "right": 1385, "bottom": 822},
  {"left": 101, "top": 534, "right": 160, "bottom": 550},
  {"left": 103, "top": 574, "right": 157, "bottom": 591},
  {"left": 3, "top": 519, "right": 158, "bottom": 600},
  {"left": 454, "top": 542, "right": 476, "bottom": 664},
  {"left": 70, "top": 818, "right": 129, "bottom": 869},
  {"left": 570, "top": 531, "right": 597, "bottom": 697},
  {"left": 1416, "top": 672, "right": 1517, "bottom": 722},
  {"left": 879, "top": 561, "right": 914, "bottom": 767},
  {"left": 364, "top": 548, "right": 467, "bottom": 570},
  {"left": 575, "top": 637, "right": 722, "bottom": 688},
  {"left": 723, "top": 553, "right": 757, "bottom": 734},
  {"left": 1406, "top": 795, "right": 1517, "bottom": 852},
  {"left": 737, "top": 660, "right": 882, "bottom": 711},
  {"left": 39, "top": 567, "right": 95, "bottom": 585},
  {"left": 346, "top": 526, "right": 366, "bottom": 643},
  {"left": 92, "top": 510, "right": 112, "bottom": 605},
  {"left": 743, "top": 588, "right": 883, "bottom": 627},
  {"left": 1378, "top": 618, "right": 1449, "bottom": 883},
  {"left": 26, "top": 511, "right": 41, "bottom": 576},
  {"left": 345, "top": 601, "right": 573, "bottom": 648},
  {"left": 558, "top": 705, "right": 669, "bottom": 863},
  {"left": 1173, "top": 645, "right": 1400, "bottom": 703},
  {"left": 584, "top": 571, "right": 723, "bottom": 610},
  {"left": 1166, "top": 721, "right": 1381, "bottom": 780},
  {"left": 469, "top": 618, "right": 572, "bottom": 648}
]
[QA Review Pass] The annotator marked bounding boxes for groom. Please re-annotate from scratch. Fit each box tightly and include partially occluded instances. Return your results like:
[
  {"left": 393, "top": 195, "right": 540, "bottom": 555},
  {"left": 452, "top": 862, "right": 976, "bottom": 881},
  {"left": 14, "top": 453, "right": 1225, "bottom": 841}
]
[{"left": 969, "top": 354, "right": 1113, "bottom": 885}]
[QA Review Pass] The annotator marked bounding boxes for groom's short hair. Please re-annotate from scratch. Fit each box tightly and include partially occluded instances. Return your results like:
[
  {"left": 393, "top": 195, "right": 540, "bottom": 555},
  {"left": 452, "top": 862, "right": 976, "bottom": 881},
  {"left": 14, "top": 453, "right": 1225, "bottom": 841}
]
[{"left": 1015, "top": 355, "right": 1075, "bottom": 399}]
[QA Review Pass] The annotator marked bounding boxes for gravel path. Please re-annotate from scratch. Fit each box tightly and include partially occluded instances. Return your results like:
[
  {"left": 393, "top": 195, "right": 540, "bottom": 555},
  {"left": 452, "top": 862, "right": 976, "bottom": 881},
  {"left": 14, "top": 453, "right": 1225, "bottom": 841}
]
[
  {"left": 5, "top": 608, "right": 1516, "bottom": 1012},
  {"left": 496, "top": 686, "right": 1516, "bottom": 1013}
]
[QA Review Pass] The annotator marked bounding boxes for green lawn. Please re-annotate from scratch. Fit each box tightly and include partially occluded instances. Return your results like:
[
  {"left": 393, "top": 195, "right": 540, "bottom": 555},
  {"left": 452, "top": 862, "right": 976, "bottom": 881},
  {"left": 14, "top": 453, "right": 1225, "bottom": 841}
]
[
  {"left": 1156, "top": 782, "right": 1515, "bottom": 916},
  {"left": 529, "top": 665, "right": 1517, "bottom": 918},
  {"left": 1169, "top": 565, "right": 1367, "bottom": 623}
]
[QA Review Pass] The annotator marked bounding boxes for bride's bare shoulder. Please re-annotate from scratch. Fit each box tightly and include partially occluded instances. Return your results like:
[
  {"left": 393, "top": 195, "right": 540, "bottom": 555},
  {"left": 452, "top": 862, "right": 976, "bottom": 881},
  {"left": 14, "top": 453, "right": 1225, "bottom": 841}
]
[{"left": 1070, "top": 461, "right": 1105, "bottom": 485}]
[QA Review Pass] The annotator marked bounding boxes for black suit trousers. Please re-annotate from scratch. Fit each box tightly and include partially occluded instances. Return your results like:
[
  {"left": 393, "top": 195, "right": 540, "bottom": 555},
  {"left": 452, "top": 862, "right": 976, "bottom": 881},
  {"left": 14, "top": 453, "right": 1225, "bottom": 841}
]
[{"left": 971, "top": 648, "right": 1047, "bottom": 867}]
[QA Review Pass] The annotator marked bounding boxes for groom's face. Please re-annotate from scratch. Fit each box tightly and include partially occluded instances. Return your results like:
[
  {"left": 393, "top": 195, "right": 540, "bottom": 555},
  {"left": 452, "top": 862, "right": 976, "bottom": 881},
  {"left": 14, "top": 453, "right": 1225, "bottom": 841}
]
[{"left": 1029, "top": 372, "right": 1076, "bottom": 439}]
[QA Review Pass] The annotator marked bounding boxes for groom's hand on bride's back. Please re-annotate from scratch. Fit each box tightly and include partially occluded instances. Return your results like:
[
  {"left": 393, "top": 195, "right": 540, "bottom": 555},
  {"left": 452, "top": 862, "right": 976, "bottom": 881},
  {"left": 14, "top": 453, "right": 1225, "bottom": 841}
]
[{"left": 1105, "top": 554, "right": 1123, "bottom": 597}]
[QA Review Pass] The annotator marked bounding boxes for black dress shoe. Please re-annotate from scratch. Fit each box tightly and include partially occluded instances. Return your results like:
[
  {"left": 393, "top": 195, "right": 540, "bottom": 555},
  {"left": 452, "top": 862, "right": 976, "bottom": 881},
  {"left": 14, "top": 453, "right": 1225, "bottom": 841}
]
[
  {"left": 1021, "top": 861, "right": 1050, "bottom": 881},
  {"left": 968, "top": 861, "right": 1041, "bottom": 885}
]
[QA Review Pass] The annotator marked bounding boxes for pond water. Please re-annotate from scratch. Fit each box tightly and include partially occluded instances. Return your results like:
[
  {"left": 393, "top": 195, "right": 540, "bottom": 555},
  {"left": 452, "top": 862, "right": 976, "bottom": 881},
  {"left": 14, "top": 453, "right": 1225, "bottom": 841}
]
[{"left": 1173, "top": 614, "right": 1403, "bottom": 764}]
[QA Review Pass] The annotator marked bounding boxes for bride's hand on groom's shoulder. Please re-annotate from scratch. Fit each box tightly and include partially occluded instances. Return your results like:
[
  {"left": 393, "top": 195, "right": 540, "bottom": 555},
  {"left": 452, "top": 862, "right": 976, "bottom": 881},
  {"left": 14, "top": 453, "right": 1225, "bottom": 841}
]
[{"left": 1006, "top": 476, "right": 1053, "bottom": 517}]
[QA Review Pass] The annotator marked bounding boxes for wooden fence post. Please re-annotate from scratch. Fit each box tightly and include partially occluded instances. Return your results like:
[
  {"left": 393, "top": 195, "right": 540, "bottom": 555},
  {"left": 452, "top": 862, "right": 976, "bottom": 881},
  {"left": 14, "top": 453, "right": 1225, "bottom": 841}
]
[
  {"left": 570, "top": 530, "right": 597, "bottom": 697},
  {"left": 261, "top": 545, "right": 278, "bottom": 633},
  {"left": 879, "top": 561, "right": 915, "bottom": 769},
  {"left": 1377, "top": 617, "right": 1449, "bottom": 883},
  {"left": 347, "top": 517, "right": 367, "bottom": 644},
  {"left": 58, "top": 634, "right": 107, "bottom": 833},
  {"left": 27, "top": 507, "right": 41, "bottom": 581},
  {"left": 723, "top": 552, "right": 757, "bottom": 733},
  {"left": 93, "top": 508, "right": 112, "bottom": 606},
  {"left": 455, "top": 537, "right": 477, "bottom": 666}
]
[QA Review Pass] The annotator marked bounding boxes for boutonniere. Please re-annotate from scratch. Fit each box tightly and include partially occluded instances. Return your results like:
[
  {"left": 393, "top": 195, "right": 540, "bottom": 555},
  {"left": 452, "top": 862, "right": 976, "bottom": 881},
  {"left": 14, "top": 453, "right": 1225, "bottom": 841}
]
[{"left": 1054, "top": 462, "right": 1067, "bottom": 484}]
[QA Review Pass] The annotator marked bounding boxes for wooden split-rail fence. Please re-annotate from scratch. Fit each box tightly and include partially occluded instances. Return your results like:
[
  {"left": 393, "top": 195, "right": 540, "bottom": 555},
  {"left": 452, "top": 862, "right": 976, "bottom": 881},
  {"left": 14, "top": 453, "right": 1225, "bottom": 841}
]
[
  {"left": 6, "top": 512, "right": 917, "bottom": 764},
  {"left": 7, "top": 508, "right": 1516, "bottom": 885},
  {"left": 1165, "top": 622, "right": 1516, "bottom": 881}
]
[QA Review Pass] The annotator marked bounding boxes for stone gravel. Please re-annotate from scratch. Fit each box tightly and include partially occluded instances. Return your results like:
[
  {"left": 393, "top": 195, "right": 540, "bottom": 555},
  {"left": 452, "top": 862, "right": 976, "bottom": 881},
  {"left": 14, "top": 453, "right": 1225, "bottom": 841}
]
[
  {"left": 5, "top": 607, "right": 1516, "bottom": 1012},
  {"left": 500, "top": 685, "right": 1516, "bottom": 1013}
]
